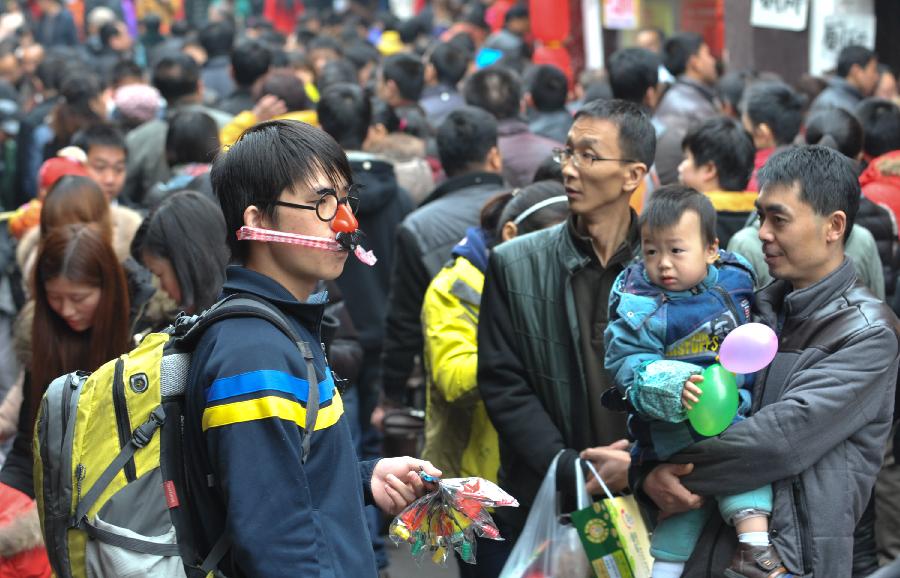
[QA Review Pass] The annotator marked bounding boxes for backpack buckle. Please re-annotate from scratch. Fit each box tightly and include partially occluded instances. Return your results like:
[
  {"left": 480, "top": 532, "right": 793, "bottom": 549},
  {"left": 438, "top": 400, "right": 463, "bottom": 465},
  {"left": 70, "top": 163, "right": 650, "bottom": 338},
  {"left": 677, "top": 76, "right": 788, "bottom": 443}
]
[{"left": 132, "top": 407, "right": 166, "bottom": 448}]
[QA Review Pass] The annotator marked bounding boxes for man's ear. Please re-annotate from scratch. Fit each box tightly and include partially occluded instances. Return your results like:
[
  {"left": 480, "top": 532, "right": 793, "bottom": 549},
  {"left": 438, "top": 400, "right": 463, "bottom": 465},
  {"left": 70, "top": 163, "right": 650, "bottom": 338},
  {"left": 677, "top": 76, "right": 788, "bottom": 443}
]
[
  {"left": 623, "top": 162, "right": 649, "bottom": 194},
  {"left": 424, "top": 63, "right": 437, "bottom": 85},
  {"left": 243, "top": 204, "right": 266, "bottom": 229},
  {"left": 487, "top": 145, "right": 503, "bottom": 172},
  {"left": 701, "top": 161, "right": 719, "bottom": 186},
  {"left": 757, "top": 123, "right": 776, "bottom": 148},
  {"left": 523, "top": 92, "right": 535, "bottom": 110},
  {"left": 826, "top": 210, "right": 848, "bottom": 243},
  {"left": 501, "top": 220, "right": 519, "bottom": 242},
  {"left": 643, "top": 85, "right": 659, "bottom": 110}
]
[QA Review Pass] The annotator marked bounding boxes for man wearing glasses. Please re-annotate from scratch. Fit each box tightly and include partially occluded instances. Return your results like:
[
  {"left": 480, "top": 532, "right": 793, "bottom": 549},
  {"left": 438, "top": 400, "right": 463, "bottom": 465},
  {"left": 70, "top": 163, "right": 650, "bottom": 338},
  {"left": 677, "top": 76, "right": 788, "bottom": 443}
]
[
  {"left": 478, "top": 99, "right": 656, "bottom": 566},
  {"left": 183, "top": 120, "right": 440, "bottom": 577}
]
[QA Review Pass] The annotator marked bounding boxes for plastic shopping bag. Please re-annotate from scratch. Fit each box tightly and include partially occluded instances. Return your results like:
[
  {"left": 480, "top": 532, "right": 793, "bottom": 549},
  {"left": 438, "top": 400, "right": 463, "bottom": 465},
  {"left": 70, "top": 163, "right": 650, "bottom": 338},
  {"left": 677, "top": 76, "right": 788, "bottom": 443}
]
[{"left": 499, "top": 451, "right": 593, "bottom": 578}]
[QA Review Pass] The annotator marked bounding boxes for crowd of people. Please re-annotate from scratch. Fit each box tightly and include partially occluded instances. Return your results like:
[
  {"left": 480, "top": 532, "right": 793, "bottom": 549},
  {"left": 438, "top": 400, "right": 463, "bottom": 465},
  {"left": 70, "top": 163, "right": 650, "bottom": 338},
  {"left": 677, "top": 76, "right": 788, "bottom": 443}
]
[{"left": 0, "top": 1, "right": 897, "bottom": 577}]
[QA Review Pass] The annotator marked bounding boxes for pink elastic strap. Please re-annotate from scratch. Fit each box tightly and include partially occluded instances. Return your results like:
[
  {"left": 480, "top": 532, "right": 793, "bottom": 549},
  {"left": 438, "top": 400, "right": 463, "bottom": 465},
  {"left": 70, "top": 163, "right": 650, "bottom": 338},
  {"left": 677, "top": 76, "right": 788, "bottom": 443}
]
[{"left": 236, "top": 226, "right": 378, "bottom": 267}]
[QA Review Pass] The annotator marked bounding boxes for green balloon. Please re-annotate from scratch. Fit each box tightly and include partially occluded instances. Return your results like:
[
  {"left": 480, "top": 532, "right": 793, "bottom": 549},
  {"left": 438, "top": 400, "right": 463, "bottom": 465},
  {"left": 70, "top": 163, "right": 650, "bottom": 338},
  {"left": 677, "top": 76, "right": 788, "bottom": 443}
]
[{"left": 687, "top": 364, "right": 739, "bottom": 436}]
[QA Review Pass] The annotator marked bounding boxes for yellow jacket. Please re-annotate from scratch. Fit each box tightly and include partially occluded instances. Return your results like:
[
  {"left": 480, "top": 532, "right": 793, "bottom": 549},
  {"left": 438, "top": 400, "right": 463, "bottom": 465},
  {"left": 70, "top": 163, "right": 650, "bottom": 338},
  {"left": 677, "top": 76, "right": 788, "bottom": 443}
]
[
  {"left": 219, "top": 109, "right": 319, "bottom": 148},
  {"left": 421, "top": 256, "right": 499, "bottom": 482}
]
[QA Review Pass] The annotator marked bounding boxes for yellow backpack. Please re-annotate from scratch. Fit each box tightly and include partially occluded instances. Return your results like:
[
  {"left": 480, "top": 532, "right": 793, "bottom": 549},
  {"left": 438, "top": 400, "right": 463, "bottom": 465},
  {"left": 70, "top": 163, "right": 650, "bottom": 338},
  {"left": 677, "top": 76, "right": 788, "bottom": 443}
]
[{"left": 33, "top": 294, "right": 318, "bottom": 578}]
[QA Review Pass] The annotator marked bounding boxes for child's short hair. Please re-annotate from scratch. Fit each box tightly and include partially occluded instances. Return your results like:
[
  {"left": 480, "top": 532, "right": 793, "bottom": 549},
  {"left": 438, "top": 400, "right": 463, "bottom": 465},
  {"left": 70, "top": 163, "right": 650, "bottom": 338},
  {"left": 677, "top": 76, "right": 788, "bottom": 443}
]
[{"left": 640, "top": 185, "right": 717, "bottom": 245}]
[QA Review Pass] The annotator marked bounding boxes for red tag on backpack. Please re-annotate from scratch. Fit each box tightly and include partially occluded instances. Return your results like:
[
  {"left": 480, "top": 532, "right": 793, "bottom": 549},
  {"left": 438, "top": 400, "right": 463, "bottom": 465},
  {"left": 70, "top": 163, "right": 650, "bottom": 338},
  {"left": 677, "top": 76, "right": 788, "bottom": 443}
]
[{"left": 163, "top": 480, "right": 180, "bottom": 509}]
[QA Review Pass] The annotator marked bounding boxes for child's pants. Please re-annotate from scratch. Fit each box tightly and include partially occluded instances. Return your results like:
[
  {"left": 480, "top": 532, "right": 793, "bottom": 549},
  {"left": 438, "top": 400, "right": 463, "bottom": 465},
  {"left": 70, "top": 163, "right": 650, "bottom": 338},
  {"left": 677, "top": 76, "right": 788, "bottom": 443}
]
[{"left": 650, "top": 485, "right": 773, "bottom": 562}]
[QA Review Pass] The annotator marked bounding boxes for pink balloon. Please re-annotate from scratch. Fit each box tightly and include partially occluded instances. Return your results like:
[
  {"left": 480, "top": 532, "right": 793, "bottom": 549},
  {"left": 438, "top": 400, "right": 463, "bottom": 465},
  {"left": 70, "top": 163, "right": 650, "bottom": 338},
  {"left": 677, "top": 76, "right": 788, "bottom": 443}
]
[{"left": 718, "top": 323, "right": 779, "bottom": 374}]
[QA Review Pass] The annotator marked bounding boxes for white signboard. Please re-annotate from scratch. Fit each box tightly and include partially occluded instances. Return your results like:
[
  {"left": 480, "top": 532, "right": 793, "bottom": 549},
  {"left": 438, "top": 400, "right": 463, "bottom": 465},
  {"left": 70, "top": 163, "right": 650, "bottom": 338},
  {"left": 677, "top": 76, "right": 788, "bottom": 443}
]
[
  {"left": 810, "top": 13, "right": 876, "bottom": 74},
  {"left": 750, "top": 0, "right": 809, "bottom": 31},
  {"left": 603, "top": 0, "right": 638, "bottom": 30}
]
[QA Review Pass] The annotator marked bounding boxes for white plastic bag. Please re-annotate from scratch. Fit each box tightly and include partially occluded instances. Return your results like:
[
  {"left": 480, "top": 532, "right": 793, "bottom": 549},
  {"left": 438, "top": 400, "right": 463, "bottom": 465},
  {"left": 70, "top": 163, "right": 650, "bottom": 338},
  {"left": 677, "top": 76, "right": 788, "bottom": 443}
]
[{"left": 499, "top": 451, "right": 592, "bottom": 578}]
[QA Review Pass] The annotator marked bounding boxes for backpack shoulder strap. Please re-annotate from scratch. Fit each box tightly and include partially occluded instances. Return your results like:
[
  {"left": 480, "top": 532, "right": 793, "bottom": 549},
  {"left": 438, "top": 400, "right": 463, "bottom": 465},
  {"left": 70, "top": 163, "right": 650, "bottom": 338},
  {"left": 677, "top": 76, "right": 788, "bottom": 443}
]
[{"left": 178, "top": 292, "right": 303, "bottom": 348}]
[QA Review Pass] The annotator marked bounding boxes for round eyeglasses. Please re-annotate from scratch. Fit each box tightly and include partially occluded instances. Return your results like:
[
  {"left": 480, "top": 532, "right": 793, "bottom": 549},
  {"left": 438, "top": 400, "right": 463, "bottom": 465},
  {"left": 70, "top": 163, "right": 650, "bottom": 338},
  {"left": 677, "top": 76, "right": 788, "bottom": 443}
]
[{"left": 274, "top": 184, "right": 362, "bottom": 222}]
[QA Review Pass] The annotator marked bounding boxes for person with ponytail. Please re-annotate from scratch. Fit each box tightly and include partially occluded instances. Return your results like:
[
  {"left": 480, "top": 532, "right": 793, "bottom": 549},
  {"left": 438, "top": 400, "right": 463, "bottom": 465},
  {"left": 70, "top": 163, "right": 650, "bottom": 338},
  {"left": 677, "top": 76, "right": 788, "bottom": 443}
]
[
  {"left": 421, "top": 181, "right": 568, "bottom": 578},
  {"left": 0, "top": 224, "right": 130, "bottom": 578}
]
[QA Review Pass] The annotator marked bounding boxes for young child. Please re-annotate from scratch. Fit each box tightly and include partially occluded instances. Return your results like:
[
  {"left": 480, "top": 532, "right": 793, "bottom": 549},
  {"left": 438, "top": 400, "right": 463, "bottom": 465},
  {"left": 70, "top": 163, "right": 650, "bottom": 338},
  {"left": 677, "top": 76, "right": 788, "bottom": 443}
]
[{"left": 604, "top": 186, "right": 789, "bottom": 578}]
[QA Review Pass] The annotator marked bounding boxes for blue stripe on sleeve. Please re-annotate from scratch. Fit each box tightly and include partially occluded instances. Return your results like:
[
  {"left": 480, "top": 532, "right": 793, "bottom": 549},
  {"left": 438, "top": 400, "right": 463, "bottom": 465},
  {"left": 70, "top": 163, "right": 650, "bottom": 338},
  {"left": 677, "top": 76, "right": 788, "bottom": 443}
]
[{"left": 206, "top": 369, "right": 335, "bottom": 405}]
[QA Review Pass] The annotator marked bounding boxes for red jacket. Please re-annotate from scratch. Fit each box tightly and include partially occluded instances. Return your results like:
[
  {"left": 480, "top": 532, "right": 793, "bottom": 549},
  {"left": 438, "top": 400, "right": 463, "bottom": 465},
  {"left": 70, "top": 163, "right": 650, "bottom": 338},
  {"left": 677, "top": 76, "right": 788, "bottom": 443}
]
[
  {"left": 747, "top": 147, "right": 776, "bottom": 192},
  {"left": 860, "top": 151, "right": 900, "bottom": 240}
]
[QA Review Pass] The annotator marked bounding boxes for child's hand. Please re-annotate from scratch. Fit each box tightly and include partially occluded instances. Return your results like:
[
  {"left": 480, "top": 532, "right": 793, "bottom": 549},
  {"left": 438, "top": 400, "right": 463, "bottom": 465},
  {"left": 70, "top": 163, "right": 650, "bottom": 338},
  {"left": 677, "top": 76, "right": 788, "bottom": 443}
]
[{"left": 681, "top": 374, "right": 704, "bottom": 411}]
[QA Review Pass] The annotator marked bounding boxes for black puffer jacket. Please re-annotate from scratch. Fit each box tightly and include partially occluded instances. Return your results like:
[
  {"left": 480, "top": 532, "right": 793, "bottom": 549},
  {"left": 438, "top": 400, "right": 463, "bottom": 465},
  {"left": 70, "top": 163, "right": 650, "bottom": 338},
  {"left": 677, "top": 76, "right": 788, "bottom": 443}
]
[{"left": 855, "top": 196, "right": 899, "bottom": 303}]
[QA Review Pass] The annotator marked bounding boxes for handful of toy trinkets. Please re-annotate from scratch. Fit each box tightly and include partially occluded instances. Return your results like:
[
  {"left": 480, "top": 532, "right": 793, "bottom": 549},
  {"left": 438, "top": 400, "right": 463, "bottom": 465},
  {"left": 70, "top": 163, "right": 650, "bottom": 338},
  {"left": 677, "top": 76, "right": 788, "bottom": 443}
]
[{"left": 389, "top": 470, "right": 518, "bottom": 566}]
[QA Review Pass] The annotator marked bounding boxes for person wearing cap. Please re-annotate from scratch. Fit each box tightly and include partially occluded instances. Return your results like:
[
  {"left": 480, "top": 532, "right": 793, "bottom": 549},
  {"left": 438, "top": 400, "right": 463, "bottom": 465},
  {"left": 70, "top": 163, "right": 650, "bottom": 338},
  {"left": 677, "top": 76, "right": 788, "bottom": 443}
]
[{"left": 184, "top": 119, "right": 440, "bottom": 577}]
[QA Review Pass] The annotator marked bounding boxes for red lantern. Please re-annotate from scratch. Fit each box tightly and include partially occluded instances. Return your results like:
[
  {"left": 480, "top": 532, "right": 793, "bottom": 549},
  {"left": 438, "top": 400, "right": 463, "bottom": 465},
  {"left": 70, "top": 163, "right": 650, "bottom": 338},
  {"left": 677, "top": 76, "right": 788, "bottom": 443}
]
[{"left": 530, "top": 0, "right": 570, "bottom": 43}]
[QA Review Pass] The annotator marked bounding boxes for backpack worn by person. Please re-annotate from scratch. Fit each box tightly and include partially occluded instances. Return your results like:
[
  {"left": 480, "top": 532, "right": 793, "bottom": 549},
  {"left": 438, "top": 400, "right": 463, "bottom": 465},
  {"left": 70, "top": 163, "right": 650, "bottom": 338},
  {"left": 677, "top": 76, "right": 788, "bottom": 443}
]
[{"left": 32, "top": 293, "right": 322, "bottom": 578}]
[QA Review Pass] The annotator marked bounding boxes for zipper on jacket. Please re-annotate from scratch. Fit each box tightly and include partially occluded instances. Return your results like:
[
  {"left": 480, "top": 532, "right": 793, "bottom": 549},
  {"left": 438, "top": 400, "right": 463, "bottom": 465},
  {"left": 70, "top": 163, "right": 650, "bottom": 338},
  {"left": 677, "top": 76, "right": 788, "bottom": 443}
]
[
  {"left": 792, "top": 478, "right": 814, "bottom": 575},
  {"left": 713, "top": 285, "right": 744, "bottom": 325},
  {"left": 112, "top": 359, "right": 137, "bottom": 482},
  {"left": 75, "top": 464, "right": 86, "bottom": 504}
]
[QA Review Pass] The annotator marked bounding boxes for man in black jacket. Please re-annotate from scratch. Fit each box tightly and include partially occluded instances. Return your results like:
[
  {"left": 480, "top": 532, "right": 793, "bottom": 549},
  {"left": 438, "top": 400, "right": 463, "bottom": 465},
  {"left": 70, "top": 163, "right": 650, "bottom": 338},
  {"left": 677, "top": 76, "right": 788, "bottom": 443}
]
[
  {"left": 477, "top": 99, "right": 653, "bottom": 569},
  {"left": 377, "top": 106, "right": 505, "bottom": 421},
  {"left": 317, "top": 82, "right": 415, "bottom": 575}
]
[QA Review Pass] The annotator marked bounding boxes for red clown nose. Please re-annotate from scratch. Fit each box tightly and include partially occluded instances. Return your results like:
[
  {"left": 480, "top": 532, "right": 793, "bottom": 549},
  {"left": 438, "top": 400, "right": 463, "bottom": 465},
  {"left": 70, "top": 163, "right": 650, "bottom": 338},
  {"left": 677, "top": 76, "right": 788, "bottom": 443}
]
[{"left": 331, "top": 202, "right": 358, "bottom": 233}]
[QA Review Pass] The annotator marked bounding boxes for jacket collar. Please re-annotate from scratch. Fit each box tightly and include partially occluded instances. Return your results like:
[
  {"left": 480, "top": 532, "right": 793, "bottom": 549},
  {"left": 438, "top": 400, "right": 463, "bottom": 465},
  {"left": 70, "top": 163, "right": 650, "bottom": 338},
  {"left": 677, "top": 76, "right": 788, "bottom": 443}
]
[
  {"left": 563, "top": 211, "right": 640, "bottom": 272},
  {"left": 221, "top": 265, "right": 326, "bottom": 330},
  {"left": 674, "top": 76, "right": 718, "bottom": 104},
  {"left": 497, "top": 118, "right": 530, "bottom": 137},
  {"left": 758, "top": 258, "right": 857, "bottom": 321},
  {"left": 420, "top": 171, "right": 504, "bottom": 206},
  {"left": 828, "top": 77, "right": 864, "bottom": 101}
]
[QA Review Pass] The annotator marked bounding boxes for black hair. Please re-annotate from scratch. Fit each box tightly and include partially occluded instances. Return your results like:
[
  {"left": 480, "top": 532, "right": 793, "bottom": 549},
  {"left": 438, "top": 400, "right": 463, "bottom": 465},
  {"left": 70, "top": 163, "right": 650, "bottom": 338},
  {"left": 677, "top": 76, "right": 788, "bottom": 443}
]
[
  {"left": 397, "top": 15, "right": 429, "bottom": 44},
  {"left": 758, "top": 145, "right": 859, "bottom": 242},
  {"left": 256, "top": 70, "right": 308, "bottom": 111},
  {"left": 199, "top": 21, "right": 235, "bottom": 58},
  {"left": 573, "top": 99, "right": 656, "bottom": 168},
  {"left": 36, "top": 50, "right": 74, "bottom": 93},
  {"left": 308, "top": 36, "right": 343, "bottom": 57},
  {"left": 99, "top": 21, "right": 120, "bottom": 48},
  {"left": 532, "top": 153, "right": 563, "bottom": 183},
  {"left": 170, "top": 20, "right": 192, "bottom": 37},
  {"left": 836, "top": 45, "right": 876, "bottom": 78},
  {"left": 429, "top": 42, "right": 469, "bottom": 87},
  {"left": 381, "top": 53, "right": 425, "bottom": 102},
  {"left": 682, "top": 117, "right": 755, "bottom": 191},
  {"left": 152, "top": 53, "right": 200, "bottom": 104},
  {"left": 855, "top": 98, "right": 900, "bottom": 158},
  {"left": 663, "top": 32, "right": 703, "bottom": 77},
  {"left": 317, "top": 59, "right": 358, "bottom": 92},
  {"left": 72, "top": 122, "right": 127, "bottom": 155},
  {"left": 447, "top": 31, "right": 476, "bottom": 55},
  {"left": 133, "top": 190, "right": 229, "bottom": 311},
  {"left": 504, "top": 4, "right": 528, "bottom": 25},
  {"left": 583, "top": 80, "right": 613, "bottom": 103},
  {"left": 436, "top": 106, "right": 498, "bottom": 178},
  {"left": 743, "top": 81, "right": 805, "bottom": 146},
  {"left": 141, "top": 13, "right": 161, "bottom": 33},
  {"left": 165, "top": 111, "right": 219, "bottom": 166},
  {"left": 640, "top": 184, "right": 717, "bottom": 245},
  {"left": 231, "top": 39, "right": 272, "bottom": 87},
  {"left": 497, "top": 180, "right": 567, "bottom": 237},
  {"left": 608, "top": 48, "right": 659, "bottom": 105},
  {"left": 717, "top": 69, "right": 754, "bottom": 115},
  {"left": 463, "top": 66, "right": 522, "bottom": 120},
  {"left": 317, "top": 83, "right": 370, "bottom": 151},
  {"left": 371, "top": 98, "right": 400, "bottom": 132},
  {"left": 527, "top": 65, "right": 568, "bottom": 112},
  {"left": 344, "top": 41, "right": 380, "bottom": 72},
  {"left": 210, "top": 120, "right": 352, "bottom": 263},
  {"left": 804, "top": 108, "right": 863, "bottom": 160},
  {"left": 110, "top": 60, "right": 143, "bottom": 87}
]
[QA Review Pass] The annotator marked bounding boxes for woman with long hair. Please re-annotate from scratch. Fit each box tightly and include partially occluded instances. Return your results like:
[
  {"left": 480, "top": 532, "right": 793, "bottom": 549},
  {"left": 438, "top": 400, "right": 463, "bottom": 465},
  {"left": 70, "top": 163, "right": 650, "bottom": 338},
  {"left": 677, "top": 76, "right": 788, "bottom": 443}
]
[
  {"left": 0, "top": 224, "right": 131, "bottom": 577},
  {"left": 132, "top": 190, "right": 230, "bottom": 314}
]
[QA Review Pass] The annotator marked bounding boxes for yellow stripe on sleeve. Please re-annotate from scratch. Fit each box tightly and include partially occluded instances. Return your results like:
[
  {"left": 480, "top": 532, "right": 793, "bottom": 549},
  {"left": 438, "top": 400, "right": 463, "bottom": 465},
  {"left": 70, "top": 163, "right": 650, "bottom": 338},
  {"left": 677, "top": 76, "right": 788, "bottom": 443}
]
[{"left": 202, "top": 391, "right": 344, "bottom": 432}]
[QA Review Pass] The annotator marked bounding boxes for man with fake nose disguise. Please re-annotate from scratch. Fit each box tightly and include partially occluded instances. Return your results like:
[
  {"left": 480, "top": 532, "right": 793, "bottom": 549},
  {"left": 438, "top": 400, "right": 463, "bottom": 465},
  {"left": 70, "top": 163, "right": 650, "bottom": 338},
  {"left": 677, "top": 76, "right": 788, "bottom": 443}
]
[{"left": 182, "top": 120, "right": 439, "bottom": 577}]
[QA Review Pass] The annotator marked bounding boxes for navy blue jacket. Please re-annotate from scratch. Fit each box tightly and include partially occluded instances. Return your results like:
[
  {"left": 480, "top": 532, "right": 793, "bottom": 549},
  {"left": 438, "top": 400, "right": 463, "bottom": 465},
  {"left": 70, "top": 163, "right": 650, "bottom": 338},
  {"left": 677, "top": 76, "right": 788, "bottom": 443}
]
[{"left": 185, "top": 266, "right": 379, "bottom": 577}]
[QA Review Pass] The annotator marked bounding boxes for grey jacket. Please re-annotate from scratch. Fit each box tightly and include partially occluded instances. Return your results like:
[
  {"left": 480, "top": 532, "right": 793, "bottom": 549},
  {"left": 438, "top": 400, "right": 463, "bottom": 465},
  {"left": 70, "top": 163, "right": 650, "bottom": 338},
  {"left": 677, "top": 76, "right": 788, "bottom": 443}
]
[
  {"left": 670, "top": 259, "right": 899, "bottom": 577},
  {"left": 809, "top": 77, "right": 864, "bottom": 115},
  {"left": 654, "top": 77, "right": 720, "bottom": 131},
  {"left": 122, "top": 103, "right": 233, "bottom": 207}
]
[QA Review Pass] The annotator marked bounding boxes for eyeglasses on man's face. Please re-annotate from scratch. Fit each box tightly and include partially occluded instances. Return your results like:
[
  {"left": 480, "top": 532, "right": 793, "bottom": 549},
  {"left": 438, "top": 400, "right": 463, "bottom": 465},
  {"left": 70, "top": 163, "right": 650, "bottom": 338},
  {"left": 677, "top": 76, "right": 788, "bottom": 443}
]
[
  {"left": 274, "top": 184, "right": 362, "bottom": 222},
  {"left": 552, "top": 147, "right": 638, "bottom": 168}
]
